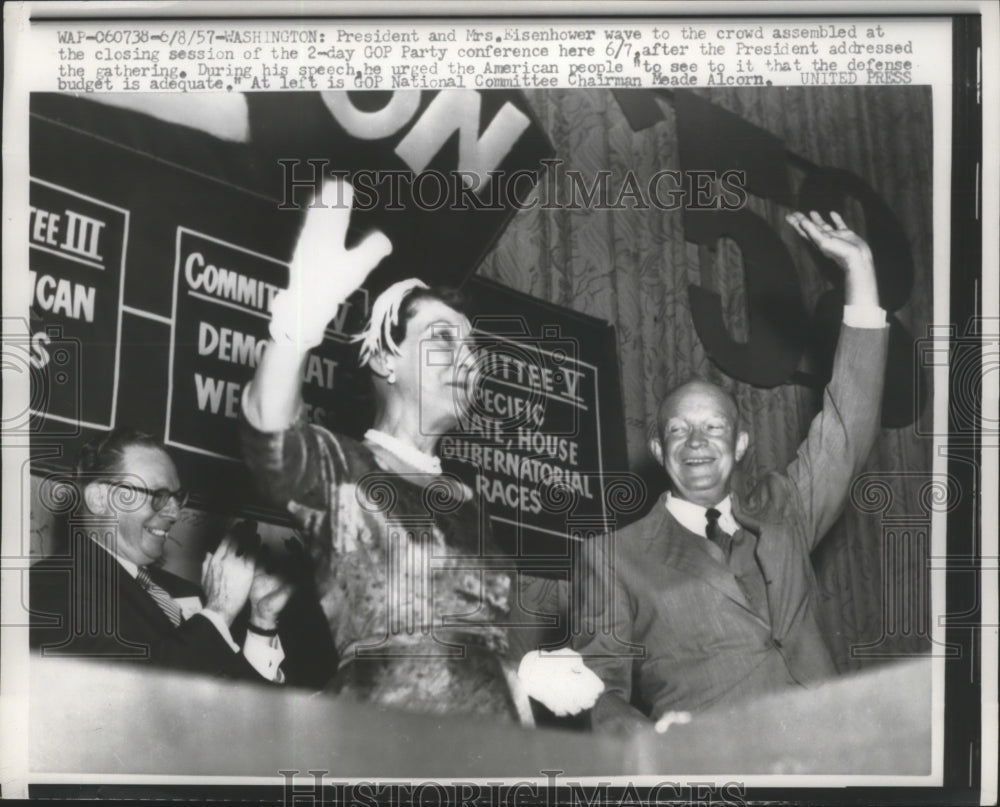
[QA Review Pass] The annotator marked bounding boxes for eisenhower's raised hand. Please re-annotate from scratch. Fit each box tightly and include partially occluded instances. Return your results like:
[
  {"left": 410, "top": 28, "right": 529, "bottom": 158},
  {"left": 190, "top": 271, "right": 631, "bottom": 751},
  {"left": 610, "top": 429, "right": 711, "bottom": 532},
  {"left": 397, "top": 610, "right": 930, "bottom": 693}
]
[
  {"left": 269, "top": 178, "right": 393, "bottom": 351},
  {"left": 786, "top": 210, "right": 874, "bottom": 273},
  {"left": 786, "top": 209, "right": 879, "bottom": 306}
]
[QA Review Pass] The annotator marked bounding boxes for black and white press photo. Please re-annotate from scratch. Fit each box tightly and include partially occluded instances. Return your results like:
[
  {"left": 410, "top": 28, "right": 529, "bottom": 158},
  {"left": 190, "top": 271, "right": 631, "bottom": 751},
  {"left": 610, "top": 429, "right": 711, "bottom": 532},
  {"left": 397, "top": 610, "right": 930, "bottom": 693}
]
[{"left": 1, "top": 4, "right": 995, "bottom": 805}]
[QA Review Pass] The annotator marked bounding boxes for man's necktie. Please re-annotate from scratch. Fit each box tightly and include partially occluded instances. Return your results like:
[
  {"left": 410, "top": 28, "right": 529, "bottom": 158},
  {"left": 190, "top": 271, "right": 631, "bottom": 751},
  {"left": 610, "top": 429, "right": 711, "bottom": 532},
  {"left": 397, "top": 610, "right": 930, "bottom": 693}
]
[
  {"left": 705, "top": 507, "right": 733, "bottom": 559},
  {"left": 136, "top": 566, "right": 183, "bottom": 627},
  {"left": 706, "top": 510, "right": 769, "bottom": 617}
]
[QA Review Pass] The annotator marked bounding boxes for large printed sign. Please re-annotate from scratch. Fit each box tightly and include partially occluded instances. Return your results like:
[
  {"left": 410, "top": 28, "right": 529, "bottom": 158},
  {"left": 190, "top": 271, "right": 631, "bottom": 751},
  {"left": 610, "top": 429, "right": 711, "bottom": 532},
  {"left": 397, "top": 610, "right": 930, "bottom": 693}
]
[
  {"left": 27, "top": 91, "right": 557, "bottom": 510},
  {"left": 445, "top": 279, "right": 628, "bottom": 558},
  {"left": 33, "top": 90, "right": 555, "bottom": 296},
  {"left": 444, "top": 329, "right": 603, "bottom": 548},
  {"left": 250, "top": 91, "right": 553, "bottom": 295},
  {"left": 167, "top": 229, "right": 368, "bottom": 460},
  {"left": 612, "top": 88, "right": 926, "bottom": 426},
  {"left": 28, "top": 179, "right": 128, "bottom": 433}
]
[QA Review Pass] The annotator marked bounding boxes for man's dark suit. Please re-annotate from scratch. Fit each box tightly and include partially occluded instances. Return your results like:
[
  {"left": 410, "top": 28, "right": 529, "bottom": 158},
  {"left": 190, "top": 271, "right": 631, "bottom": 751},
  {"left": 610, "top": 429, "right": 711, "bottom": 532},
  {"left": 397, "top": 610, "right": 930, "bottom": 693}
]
[
  {"left": 574, "top": 325, "right": 889, "bottom": 732},
  {"left": 29, "top": 536, "right": 259, "bottom": 679}
]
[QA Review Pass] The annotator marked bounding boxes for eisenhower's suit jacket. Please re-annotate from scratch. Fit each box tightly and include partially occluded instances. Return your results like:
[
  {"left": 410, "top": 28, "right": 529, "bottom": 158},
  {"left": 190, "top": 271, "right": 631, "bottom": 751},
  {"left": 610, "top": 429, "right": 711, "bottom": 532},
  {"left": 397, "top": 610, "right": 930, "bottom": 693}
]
[
  {"left": 30, "top": 537, "right": 259, "bottom": 679},
  {"left": 574, "top": 324, "right": 889, "bottom": 732}
]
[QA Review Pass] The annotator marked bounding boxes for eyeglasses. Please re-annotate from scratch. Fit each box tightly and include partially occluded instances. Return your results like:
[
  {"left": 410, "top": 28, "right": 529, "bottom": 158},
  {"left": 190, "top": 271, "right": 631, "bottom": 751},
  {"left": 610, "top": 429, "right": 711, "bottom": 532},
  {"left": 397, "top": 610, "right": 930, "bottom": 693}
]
[{"left": 112, "top": 483, "right": 189, "bottom": 512}]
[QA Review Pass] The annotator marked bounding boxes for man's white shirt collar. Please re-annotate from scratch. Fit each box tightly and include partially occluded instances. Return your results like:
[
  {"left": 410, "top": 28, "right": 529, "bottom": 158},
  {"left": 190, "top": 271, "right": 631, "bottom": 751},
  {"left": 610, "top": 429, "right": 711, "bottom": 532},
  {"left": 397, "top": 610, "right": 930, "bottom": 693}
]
[
  {"left": 85, "top": 535, "right": 204, "bottom": 621},
  {"left": 665, "top": 492, "right": 740, "bottom": 538}
]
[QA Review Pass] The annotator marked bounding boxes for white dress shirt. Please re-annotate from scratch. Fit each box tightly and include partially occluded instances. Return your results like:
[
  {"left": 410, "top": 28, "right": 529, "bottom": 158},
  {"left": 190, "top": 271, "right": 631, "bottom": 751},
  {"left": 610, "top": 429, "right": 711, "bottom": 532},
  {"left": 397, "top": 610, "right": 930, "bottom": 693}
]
[{"left": 665, "top": 492, "right": 740, "bottom": 538}]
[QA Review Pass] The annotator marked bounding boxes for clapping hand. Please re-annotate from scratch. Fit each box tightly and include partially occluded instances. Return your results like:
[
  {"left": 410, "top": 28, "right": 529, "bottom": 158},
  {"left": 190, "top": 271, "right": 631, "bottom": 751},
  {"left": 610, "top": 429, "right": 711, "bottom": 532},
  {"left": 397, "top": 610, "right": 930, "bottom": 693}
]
[
  {"left": 246, "top": 537, "right": 303, "bottom": 631},
  {"left": 269, "top": 178, "right": 393, "bottom": 350},
  {"left": 228, "top": 520, "right": 301, "bottom": 632},
  {"left": 201, "top": 534, "right": 255, "bottom": 626}
]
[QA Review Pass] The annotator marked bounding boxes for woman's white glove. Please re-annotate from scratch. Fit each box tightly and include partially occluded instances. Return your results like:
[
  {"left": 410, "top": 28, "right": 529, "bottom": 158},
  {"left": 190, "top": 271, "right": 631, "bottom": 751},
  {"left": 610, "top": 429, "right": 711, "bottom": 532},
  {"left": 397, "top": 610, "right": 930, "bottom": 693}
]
[
  {"left": 269, "top": 178, "right": 393, "bottom": 350},
  {"left": 517, "top": 648, "right": 605, "bottom": 717}
]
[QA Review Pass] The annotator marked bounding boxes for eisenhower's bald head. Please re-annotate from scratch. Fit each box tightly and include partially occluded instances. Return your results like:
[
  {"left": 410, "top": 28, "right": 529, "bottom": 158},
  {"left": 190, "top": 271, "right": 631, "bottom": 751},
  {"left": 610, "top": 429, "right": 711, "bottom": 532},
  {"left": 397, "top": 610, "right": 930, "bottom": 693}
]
[
  {"left": 650, "top": 379, "right": 748, "bottom": 508},
  {"left": 656, "top": 380, "right": 740, "bottom": 434}
]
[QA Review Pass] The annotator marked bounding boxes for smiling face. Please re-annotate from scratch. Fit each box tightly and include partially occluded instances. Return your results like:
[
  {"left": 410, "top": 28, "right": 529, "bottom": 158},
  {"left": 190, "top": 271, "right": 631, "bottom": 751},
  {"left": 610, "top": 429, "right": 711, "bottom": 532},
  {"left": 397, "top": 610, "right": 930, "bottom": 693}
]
[
  {"left": 388, "top": 297, "right": 477, "bottom": 434},
  {"left": 86, "top": 445, "right": 183, "bottom": 566},
  {"left": 650, "top": 381, "right": 749, "bottom": 508}
]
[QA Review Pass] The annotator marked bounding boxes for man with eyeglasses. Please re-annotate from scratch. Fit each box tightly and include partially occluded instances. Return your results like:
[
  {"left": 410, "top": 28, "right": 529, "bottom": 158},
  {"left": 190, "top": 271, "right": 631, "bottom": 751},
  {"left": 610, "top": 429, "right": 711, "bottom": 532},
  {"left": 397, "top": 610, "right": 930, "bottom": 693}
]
[{"left": 30, "top": 428, "right": 294, "bottom": 681}]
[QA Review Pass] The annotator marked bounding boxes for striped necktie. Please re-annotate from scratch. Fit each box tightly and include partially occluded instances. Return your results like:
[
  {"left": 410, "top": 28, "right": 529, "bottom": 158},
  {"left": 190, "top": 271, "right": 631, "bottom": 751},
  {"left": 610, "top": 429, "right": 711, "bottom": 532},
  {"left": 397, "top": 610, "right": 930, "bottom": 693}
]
[{"left": 136, "top": 566, "right": 183, "bottom": 626}]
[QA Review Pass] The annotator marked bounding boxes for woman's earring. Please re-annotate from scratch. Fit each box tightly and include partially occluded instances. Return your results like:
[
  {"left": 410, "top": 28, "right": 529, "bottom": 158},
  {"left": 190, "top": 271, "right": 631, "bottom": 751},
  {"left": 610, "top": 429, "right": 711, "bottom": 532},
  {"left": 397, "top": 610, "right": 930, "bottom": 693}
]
[{"left": 387, "top": 369, "right": 396, "bottom": 385}]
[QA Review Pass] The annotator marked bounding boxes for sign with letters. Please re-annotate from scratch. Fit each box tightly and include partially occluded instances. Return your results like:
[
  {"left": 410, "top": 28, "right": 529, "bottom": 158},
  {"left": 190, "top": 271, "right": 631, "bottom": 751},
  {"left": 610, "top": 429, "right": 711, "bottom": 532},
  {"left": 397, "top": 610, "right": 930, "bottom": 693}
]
[
  {"left": 32, "top": 90, "right": 554, "bottom": 295},
  {"left": 248, "top": 90, "right": 556, "bottom": 295},
  {"left": 166, "top": 228, "right": 369, "bottom": 460},
  {"left": 27, "top": 91, "right": 567, "bottom": 517},
  {"left": 446, "top": 278, "right": 629, "bottom": 558},
  {"left": 28, "top": 178, "right": 128, "bottom": 434}
]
